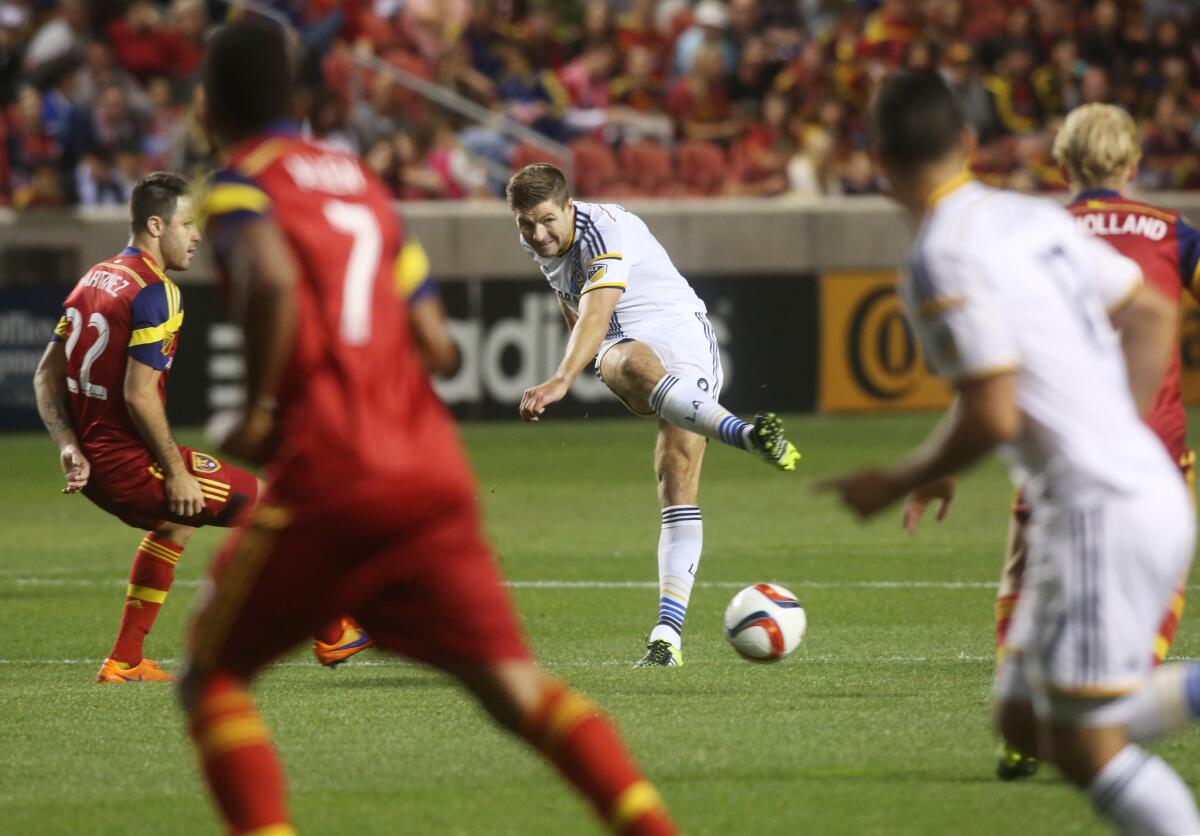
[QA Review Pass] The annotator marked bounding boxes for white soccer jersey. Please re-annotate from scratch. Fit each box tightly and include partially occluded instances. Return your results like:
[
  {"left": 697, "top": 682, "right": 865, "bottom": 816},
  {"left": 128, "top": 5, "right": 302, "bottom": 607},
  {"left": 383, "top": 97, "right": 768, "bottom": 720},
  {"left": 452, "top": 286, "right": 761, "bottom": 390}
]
[
  {"left": 900, "top": 178, "right": 1176, "bottom": 500},
  {"left": 520, "top": 201, "right": 707, "bottom": 337}
]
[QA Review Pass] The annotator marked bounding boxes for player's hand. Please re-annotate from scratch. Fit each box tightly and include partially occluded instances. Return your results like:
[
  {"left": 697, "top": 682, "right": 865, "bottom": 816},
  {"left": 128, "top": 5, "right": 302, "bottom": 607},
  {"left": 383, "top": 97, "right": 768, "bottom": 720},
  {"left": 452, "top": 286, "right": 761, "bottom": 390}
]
[
  {"left": 166, "top": 472, "right": 205, "bottom": 518},
  {"left": 815, "top": 468, "right": 908, "bottom": 520},
  {"left": 901, "top": 478, "right": 955, "bottom": 534},
  {"left": 519, "top": 377, "right": 570, "bottom": 422},
  {"left": 59, "top": 445, "right": 90, "bottom": 493},
  {"left": 217, "top": 406, "right": 275, "bottom": 464}
]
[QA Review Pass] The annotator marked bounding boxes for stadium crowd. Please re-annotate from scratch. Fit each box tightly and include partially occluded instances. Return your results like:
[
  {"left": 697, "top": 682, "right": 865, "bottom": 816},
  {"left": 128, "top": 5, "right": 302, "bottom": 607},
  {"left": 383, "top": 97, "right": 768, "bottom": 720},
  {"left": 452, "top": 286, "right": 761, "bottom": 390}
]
[{"left": 2, "top": 0, "right": 1199, "bottom": 207}]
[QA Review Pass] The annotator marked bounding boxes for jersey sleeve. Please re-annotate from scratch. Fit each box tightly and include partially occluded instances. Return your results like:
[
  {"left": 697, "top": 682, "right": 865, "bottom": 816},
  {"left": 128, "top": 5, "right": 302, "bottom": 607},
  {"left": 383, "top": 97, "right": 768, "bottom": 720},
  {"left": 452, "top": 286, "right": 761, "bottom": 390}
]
[
  {"left": 579, "top": 212, "right": 629, "bottom": 295},
  {"left": 1178, "top": 216, "right": 1200, "bottom": 299},
  {"left": 1077, "top": 232, "right": 1143, "bottom": 312},
  {"left": 202, "top": 168, "right": 273, "bottom": 274},
  {"left": 907, "top": 250, "right": 1019, "bottom": 386},
  {"left": 394, "top": 236, "right": 436, "bottom": 302},
  {"left": 127, "top": 282, "right": 184, "bottom": 370}
]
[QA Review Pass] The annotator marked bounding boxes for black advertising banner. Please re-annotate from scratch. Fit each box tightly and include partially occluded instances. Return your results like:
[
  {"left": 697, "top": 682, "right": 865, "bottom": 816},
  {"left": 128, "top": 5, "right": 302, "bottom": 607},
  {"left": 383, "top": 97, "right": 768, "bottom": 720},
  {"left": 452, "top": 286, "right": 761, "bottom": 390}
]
[{"left": 1, "top": 276, "right": 818, "bottom": 431}]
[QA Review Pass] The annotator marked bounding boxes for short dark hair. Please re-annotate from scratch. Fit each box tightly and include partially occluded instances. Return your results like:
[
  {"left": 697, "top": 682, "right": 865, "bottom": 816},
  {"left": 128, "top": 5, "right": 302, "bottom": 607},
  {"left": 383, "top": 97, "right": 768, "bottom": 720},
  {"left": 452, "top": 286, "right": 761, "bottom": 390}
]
[
  {"left": 130, "top": 171, "right": 188, "bottom": 234},
  {"left": 872, "top": 70, "right": 966, "bottom": 169},
  {"left": 505, "top": 163, "right": 570, "bottom": 212},
  {"left": 203, "top": 16, "right": 294, "bottom": 142}
]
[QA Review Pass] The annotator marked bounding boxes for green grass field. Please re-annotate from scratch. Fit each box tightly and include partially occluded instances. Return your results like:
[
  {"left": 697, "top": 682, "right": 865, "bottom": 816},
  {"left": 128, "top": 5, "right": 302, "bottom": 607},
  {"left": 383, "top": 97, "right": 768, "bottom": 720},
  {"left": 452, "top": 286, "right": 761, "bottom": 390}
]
[{"left": 2, "top": 412, "right": 1198, "bottom": 835}]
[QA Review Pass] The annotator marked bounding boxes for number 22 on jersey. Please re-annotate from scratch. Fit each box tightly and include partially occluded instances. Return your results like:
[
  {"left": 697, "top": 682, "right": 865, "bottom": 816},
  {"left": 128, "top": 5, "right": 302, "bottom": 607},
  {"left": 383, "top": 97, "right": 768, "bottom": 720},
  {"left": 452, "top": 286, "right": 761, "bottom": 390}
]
[{"left": 63, "top": 307, "right": 110, "bottom": 400}]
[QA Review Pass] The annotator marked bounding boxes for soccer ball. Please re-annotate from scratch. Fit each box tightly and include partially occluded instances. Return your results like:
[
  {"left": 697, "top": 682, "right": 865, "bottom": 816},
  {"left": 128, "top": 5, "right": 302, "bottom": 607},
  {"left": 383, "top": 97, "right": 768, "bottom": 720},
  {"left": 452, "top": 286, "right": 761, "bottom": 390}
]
[{"left": 723, "top": 583, "right": 806, "bottom": 662}]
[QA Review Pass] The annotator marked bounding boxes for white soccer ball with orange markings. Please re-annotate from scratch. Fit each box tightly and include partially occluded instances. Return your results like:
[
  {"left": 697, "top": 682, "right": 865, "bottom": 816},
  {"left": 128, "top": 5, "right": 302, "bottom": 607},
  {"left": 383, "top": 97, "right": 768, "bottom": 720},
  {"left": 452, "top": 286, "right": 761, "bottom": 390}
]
[{"left": 723, "top": 583, "right": 807, "bottom": 662}]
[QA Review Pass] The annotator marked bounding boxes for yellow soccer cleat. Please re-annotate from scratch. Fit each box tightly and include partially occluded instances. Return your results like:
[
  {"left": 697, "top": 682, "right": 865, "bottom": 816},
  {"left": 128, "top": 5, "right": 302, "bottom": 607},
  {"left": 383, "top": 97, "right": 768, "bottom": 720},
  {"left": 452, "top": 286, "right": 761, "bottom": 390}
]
[
  {"left": 313, "top": 618, "right": 373, "bottom": 668},
  {"left": 96, "top": 657, "right": 176, "bottom": 683},
  {"left": 750, "top": 412, "right": 801, "bottom": 472}
]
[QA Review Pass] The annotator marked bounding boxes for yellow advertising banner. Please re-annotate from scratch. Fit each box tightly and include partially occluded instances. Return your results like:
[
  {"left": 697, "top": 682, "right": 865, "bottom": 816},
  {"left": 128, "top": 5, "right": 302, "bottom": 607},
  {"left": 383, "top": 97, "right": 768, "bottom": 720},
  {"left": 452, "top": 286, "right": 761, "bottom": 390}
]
[{"left": 819, "top": 271, "right": 953, "bottom": 412}]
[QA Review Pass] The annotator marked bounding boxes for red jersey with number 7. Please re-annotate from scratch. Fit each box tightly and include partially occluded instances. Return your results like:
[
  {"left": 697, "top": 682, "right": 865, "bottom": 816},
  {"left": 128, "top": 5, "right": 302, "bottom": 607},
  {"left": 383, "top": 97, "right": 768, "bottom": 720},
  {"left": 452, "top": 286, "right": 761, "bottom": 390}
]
[
  {"left": 1067, "top": 190, "right": 1200, "bottom": 463},
  {"left": 201, "top": 131, "right": 467, "bottom": 500},
  {"left": 52, "top": 247, "right": 184, "bottom": 468}
]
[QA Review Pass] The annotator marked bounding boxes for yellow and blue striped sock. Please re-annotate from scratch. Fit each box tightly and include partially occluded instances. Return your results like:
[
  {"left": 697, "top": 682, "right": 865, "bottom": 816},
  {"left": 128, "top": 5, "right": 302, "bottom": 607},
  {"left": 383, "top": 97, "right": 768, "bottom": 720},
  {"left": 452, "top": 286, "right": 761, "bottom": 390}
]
[{"left": 649, "top": 505, "right": 702, "bottom": 648}]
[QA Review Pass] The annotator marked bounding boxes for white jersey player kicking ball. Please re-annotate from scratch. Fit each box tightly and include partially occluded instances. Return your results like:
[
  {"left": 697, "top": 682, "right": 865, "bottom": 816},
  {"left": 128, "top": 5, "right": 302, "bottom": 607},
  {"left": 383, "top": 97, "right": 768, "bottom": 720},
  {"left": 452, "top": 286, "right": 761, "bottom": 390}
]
[
  {"left": 507, "top": 163, "right": 800, "bottom": 668},
  {"left": 821, "top": 70, "right": 1200, "bottom": 836}
]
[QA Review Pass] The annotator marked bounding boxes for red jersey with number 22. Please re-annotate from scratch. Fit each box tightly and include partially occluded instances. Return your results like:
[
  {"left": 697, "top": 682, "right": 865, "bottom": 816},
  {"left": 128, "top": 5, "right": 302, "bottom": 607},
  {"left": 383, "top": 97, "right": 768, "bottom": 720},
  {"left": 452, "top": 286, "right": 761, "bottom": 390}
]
[
  {"left": 1068, "top": 190, "right": 1200, "bottom": 463},
  {"left": 203, "top": 132, "right": 468, "bottom": 500},
  {"left": 53, "top": 247, "right": 184, "bottom": 470}
]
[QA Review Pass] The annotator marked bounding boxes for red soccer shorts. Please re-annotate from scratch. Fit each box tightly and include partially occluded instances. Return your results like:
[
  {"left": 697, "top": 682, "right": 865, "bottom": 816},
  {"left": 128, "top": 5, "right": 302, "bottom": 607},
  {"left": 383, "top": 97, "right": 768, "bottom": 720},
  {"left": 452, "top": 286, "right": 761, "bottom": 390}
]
[
  {"left": 83, "top": 445, "right": 259, "bottom": 531},
  {"left": 188, "top": 485, "right": 531, "bottom": 679}
]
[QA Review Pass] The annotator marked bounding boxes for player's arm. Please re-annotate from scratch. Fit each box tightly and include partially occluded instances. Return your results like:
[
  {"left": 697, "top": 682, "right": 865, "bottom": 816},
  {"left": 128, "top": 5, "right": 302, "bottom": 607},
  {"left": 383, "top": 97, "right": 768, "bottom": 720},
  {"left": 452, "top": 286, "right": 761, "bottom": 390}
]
[
  {"left": 123, "top": 358, "right": 204, "bottom": 517},
  {"left": 396, "top": 236, "right": 459, "bottom": 378},
  {"left": 818, "top": 375, "right": 1019, "bottom": 519},
  {"left": 1110, "top": 284, "right": 1176, "bottom": 416},
  {"left": 217, "top": 215, "right": 299, "bottom": 462},
  {"left": 519, "top": 286, "right": 621, "bottom": 422},
  {"left": 33, "top": 339, "right": 90, "bottom": 493}
]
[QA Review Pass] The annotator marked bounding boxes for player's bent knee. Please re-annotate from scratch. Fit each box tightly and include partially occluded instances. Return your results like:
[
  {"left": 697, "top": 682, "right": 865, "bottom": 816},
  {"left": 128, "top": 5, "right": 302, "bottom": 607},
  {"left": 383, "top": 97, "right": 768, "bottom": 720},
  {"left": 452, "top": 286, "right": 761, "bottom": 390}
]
[{"left": 454, "top": 660, "right": 547, "bottom": 732}]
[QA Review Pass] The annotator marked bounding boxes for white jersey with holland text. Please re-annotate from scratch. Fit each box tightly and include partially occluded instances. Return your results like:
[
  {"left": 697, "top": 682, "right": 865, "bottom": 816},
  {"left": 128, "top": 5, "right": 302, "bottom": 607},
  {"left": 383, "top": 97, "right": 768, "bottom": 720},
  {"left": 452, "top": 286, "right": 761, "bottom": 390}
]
[
  {"left": 520, "top": 201, "right": 706, "bottom": 339},
  {"left": 900, "top": 179, "right": 1176, "bottom": 502}
]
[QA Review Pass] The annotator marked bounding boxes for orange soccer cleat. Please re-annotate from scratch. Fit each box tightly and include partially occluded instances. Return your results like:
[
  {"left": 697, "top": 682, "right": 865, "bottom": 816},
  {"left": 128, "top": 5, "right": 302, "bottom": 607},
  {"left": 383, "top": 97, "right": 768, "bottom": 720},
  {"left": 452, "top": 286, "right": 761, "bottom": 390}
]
[
  {"left": 313, "top": 618, "right": 373, "bottom": 668},
  {"left": 95, "top": 657, "right": 176, "bottom": 683}
]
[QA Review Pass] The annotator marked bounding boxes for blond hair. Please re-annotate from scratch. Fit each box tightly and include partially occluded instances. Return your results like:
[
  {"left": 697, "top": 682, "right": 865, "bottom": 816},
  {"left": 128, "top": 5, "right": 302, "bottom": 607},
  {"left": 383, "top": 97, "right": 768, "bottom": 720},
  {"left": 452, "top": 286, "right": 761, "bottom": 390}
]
[{"left": 1052, "top": 104, "right": 1141, "bottom": 189}]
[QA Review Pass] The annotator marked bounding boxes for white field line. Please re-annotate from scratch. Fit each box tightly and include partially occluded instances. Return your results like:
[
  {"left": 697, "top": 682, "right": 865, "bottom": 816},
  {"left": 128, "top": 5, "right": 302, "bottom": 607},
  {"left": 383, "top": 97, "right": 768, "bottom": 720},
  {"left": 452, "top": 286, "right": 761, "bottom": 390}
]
[
  {"left": 4, "top": 654, "right": 1199, "bottom": 668},
  {"left": 6, "top": 577, "right": 1008, "bottom": 590},
  {"left": 16, "top": 577, "right": 1200, "bottom": 592}
]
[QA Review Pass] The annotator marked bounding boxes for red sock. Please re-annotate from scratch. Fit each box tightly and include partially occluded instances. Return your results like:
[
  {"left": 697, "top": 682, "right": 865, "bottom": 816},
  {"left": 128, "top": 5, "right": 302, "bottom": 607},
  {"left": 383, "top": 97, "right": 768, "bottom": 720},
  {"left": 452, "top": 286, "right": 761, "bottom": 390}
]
[
  {"left": 1154, "top": 586, "right": 1187, "bottom": 666},
  {"left": 189, "top": 672, "right": 292, "bottom": 834},
  {"left": 314, "top": 618, "right": 345, "bottom": 645},
  {"left": 995, "top": 593, "right": 1019, "bottom": 653},
  {"left": 109, "top": 533, "right": 184, "bottom": 666},
  {"left": 523, "top": 680, "right": 676, "bottom": 836}
]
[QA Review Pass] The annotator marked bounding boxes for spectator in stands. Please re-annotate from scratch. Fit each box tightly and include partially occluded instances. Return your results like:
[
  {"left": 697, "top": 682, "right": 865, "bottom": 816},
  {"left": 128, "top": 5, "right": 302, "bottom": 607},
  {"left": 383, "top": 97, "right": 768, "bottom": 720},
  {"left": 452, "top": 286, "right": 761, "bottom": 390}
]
[
  {"left": 1080, "top": 0, "right": 1122, "bottom": 72},
  {"left": 941, "top": 42, "right": 996, "bottom": 140},
  {"left": 15, "top": 161, "right": 66, "bottom": 209},
  {"left": 69, "top": 83, "right": 145, "bottom": 167},
  {"left": 727, "top": 90, "right": 792, "bottom": 196},
  {"left": 106, "top": 1, "right": 176, "bottom": 84},
  {"left": 0, "top": 3, "right": 26, "bottom": 107},
  {"left": 22, "top": 0, "right": 84, "bottom": 75},
  {"left": 74, "top": 149, "right": 131, "bottom": 206},
  {"left": 984, "top": 45, "right": 1041, "bottom": 136},
  {"left": 674, "top": 1, "right": 737, "bottom": 78},
  {"left": 667, "top": 42, "right": 740, "bottom": 144}
]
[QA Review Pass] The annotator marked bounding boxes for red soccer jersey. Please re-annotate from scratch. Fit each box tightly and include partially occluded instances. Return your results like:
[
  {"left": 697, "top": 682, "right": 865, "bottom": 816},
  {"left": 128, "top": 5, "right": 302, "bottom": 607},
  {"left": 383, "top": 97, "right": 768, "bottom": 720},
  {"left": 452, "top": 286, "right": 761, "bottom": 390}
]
[
  {"left": 202, "top": 131, "right": 465, "bottom": 499},
  {"left": 53, "top": 247, "right": 184, "bottom": 468},
  {"left": 1068, "top": 190, "right": 1200, "bottom": 463}
]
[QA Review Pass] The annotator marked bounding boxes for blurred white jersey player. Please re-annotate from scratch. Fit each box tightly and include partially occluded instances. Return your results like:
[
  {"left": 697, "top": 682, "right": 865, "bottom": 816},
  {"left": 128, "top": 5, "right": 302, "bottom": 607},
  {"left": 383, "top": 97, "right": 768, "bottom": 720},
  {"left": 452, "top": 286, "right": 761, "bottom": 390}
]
[
  {"left": 822, "top": 71, "right": 1200, "bottom": 835},
  {"left": 507, "top": 164, "right": 799, "bottom": 667}
]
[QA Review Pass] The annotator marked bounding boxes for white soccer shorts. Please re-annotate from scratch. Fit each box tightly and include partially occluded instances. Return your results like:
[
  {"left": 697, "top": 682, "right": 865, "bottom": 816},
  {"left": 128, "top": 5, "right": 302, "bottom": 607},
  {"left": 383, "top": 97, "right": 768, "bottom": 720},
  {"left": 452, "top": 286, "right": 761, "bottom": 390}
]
[
  {"left": 595, "top": 311, "right": 724, "bottom": 415},
  {"left": 996, "top": 476, "right": 1194, "bottom": 726}
]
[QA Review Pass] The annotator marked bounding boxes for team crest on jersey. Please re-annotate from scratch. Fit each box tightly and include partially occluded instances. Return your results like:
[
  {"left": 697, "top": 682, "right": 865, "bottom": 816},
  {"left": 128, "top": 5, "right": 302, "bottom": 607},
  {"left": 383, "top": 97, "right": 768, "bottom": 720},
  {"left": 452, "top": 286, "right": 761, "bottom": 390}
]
[
  {"left": 587, "top": 263, "right": 607, "bottom": 283},
  {"left": 191, "top": 452, "right": 222, "bottom": 474}
]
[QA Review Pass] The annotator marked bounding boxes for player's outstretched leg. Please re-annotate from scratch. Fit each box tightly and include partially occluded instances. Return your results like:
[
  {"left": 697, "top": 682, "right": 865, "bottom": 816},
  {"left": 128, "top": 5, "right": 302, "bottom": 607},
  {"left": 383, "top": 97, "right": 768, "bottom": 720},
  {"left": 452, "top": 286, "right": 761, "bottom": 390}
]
[
  {"left": 455, "top": 660, "right": 677, "bottom": 835},
  {"left": 97, "top": 523, "right": 196, "bottom": 683},
  {"left": 648, "top": 374, "right": 799, "bottom": 471},
  {"left": 313, "top": 616, "right": 374, "bottom": 667},
  {"left": 181, "top": 669, "right": 293, "bottom": 834}
]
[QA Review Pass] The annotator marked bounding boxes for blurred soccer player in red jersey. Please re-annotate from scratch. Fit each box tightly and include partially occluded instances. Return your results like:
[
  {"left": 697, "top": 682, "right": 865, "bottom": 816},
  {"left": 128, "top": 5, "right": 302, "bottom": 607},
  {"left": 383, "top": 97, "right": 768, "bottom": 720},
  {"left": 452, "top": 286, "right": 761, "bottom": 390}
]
[
  {"left": 904, "top": 103, "right": 1200, "bottom": 782},
  {"left": 33, "top": 172, "right": 262, "bottom": 684},
  {"left": 179, "top": 18, "right": 676, "bottom": 836}
]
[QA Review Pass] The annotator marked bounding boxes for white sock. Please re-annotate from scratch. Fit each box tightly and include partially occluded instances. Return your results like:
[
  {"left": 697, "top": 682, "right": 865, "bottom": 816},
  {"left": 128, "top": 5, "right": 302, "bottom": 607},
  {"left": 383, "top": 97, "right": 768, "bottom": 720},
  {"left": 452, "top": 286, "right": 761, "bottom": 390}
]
[
  {"left": 648, "top": 374, "right": 751, "bottom": 451},
  {"left": 1088, "top": 744, "right": 1200, "bottom": 835},
  {"left": 1123, "top": 664, "right": 1200, "bottom": 744},
  {"left": 648, "top": 505, "right": 702, "bottom": 648}
]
